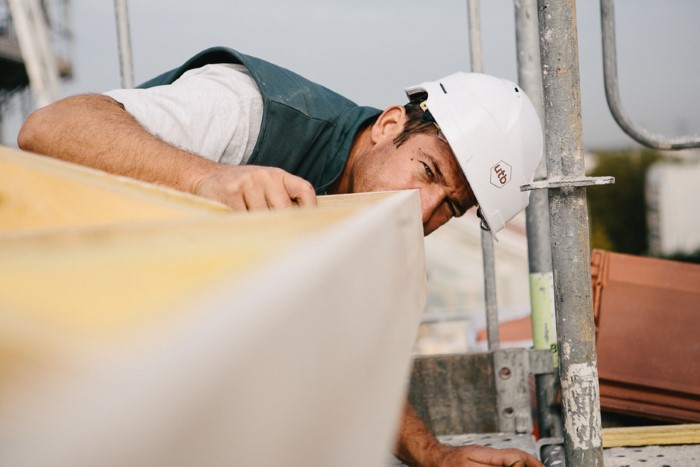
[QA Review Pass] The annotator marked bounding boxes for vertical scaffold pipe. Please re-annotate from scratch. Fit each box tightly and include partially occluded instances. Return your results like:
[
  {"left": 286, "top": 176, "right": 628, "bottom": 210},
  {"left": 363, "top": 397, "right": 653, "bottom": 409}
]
[
  {"left": 114, "top": 0, "right": 134, "bottom": 89},
  {"left": 536, "top": 1, "right": 603, "bottom": 465},
  {"left": 467, "top": 0, "right": 484, "bottom": 74},
  {"left": 513, "top": 0, "right": 562, "bottom": 440},
  {"left": 467, "top": 0, "right": 500, "bottom": 351}
]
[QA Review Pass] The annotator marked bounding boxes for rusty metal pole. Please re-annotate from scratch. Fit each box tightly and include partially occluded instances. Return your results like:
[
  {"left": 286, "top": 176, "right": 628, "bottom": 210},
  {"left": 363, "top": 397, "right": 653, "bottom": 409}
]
[
  {"left": 513, "top": 0, "right": 563, "bottom": 441},
  {"left": 536, "top": 0, "right": 604, "bottom": 465}
]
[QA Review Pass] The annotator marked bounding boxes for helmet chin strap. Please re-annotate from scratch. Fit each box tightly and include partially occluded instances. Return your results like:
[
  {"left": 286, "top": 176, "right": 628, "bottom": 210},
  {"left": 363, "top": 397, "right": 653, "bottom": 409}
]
[{"left": 476, "top": 207, "right": 490, "bottom": 232}]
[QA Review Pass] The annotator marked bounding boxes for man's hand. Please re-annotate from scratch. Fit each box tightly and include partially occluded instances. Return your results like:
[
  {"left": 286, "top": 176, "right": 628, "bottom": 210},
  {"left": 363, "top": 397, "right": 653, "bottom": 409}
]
[
  {"left": 396, "top": 403, "right": 543, "bottom": 467},
  {"left": 193, "top": 165, "right": 317, "bottom": 211},
  {"left": 426, "top": 443, "right": 543, "bottom": 467}
]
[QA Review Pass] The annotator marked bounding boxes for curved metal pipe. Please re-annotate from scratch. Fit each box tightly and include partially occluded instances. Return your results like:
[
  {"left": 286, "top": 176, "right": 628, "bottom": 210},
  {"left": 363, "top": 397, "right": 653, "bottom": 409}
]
[{"left": 601, "top": 0, "right": 700, "bottom": 149}]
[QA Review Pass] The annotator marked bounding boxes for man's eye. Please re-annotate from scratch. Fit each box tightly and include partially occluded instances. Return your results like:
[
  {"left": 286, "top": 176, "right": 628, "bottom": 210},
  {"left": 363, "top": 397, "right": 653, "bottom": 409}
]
[{"left": 422, "top": 162, "right": 434, "bottom": 179}]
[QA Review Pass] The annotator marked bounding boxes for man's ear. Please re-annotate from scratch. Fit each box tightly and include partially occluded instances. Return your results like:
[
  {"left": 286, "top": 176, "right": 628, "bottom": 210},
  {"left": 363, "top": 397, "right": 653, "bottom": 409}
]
[{"left": 370, "top": 106, "right": 407, "bottom": 144}]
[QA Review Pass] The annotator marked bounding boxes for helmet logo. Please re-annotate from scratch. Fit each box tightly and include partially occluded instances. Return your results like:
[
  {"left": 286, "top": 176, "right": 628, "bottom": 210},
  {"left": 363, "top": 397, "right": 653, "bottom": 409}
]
[{"left": 490, "top": 161, "right": 512, "bottom": 188}]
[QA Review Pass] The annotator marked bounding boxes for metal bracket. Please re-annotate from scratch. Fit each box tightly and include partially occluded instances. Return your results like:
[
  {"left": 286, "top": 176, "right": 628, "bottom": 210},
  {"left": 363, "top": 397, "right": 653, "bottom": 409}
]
[
  {"left": 521, "top": 176, "right": 615, "bottom": 192},
  {"left": 528, "top": 349, "right": 556, "bottom": 375},
  {"left": 492, "top": 349, "right": 534, "bottom": 434}
]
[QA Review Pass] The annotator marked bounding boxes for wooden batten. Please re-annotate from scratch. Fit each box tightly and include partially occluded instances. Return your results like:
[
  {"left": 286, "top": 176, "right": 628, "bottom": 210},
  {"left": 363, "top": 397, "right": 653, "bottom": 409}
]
[
  {"left": 0, "top": 145, "right": 414, "bottom": 336},
  {"left": 602, "top": 424, "right": 700, "bottom": 448},
  {"left": 1, "top": 145, "right": 426, "bottom": 467},
  {"left": 0, "top": 147, "right": 233, "bottom": 234},
  {"left": 1, "top": 145, "right": 398, "bottom": 235}
]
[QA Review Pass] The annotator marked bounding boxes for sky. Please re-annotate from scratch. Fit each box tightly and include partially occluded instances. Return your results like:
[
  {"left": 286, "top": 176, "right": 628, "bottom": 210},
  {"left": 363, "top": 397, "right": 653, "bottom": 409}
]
[{"left": 3, "top": 0, "right": 699, "bottom": 150}]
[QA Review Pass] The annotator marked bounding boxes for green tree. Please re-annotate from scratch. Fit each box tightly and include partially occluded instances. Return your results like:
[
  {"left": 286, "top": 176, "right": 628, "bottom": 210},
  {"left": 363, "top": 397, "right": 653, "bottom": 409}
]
[{"left": 586, "top": 149, "right": 661, "bottom": 255}]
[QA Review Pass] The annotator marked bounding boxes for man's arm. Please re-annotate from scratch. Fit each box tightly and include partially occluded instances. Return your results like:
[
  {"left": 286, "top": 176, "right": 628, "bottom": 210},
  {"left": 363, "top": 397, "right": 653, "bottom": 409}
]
[
  {"left": 395, "top": 402, "right": 543, "bottom": 467},
  {"left": 17, "top": 94, "right": 316, "bottom": 210}
]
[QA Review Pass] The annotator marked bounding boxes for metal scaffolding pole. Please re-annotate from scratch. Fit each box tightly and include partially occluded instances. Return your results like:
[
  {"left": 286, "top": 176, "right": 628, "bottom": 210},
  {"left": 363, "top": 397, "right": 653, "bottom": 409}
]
[
  {"left": 513, "top": 0, "right": 562, "bottom": 441},
  {"left": 7, "top": 0, "right": 62, "bottom": 107},
  {"left": 114, "top": 0, "right": 134, "bottom": 89},
  {"left": 536, "top": 0, "right": 604, "bottom": 465},
  {"left": 468, "top": 0, "right": 536, "bottom": 434},
  {"left": 467, "top": 0, "right": 500, "bottom": 352},
  {"left": 467, "top": 0, "right": 484, "bottom": 74}
]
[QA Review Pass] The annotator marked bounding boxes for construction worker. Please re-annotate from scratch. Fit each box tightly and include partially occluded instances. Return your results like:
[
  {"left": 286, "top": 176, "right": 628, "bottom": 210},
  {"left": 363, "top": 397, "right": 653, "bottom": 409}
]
[{"left": 18, "top": 47, "right": 544, "bottom": 467}]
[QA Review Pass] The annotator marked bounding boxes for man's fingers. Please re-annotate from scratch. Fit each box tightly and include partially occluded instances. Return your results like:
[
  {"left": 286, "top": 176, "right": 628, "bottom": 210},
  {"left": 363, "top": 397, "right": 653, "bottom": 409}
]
[
  {"left": 282, "top": 173, "right": 317, "bottom": 208},
  {"left": 250, "top": 170, "right": 307, "bottom": 210},
  {"left": 193, "top": 165, "right": 316, "bottom": 211},
  {"left": 444, "top": 445, "right": 543, "bottom": 467},
  {"left": 264, "top": 179, "right": 295, "bottom": 209},
  {"left": 468, "top": 447, "right": 538, "bottom": 466},
  {"left": 242, "top": 186, "right": 270, "bottom": 211},
  {"left": 228, "top": 195, "right": 247, "bottom": 212}
]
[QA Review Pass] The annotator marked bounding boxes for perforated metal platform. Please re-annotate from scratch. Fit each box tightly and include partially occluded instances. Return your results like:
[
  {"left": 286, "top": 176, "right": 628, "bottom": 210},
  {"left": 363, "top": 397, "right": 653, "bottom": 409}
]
[
  {"left": 390, "top": 433, "right": 700, "bottom": 466},
  {"left": 604, "top": 444, "right": 700, "bottom": 466},
  {"left": 439, "top": 432, "right": 539, "bottom": 455}
]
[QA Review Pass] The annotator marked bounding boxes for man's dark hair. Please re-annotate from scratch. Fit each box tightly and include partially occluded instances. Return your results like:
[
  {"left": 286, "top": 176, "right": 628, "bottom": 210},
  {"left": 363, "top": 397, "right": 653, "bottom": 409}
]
[
  {"left": 394, "top": 91, "right": 435, "bottom": 148},
  {"left": 358, "top": 92, "right": 436, "bottom": 148}
]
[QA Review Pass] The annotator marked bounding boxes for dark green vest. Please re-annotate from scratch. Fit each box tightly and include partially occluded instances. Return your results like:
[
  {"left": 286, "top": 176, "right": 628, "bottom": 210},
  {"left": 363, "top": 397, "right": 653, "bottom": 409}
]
[{"left": 139, "top": 47, "right": 381, "bottom": 193}]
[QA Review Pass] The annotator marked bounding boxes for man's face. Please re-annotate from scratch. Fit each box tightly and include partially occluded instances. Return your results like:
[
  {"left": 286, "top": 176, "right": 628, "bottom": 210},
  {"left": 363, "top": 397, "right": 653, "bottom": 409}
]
[{"left": 347, "top": 108, "right": 477, "bottom": 235}]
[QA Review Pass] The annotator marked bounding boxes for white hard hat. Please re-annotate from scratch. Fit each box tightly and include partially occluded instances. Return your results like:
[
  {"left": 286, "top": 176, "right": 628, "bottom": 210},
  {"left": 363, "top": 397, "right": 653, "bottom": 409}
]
[{"left": 405, "top": 72, "right": 543, "bottom": 238}]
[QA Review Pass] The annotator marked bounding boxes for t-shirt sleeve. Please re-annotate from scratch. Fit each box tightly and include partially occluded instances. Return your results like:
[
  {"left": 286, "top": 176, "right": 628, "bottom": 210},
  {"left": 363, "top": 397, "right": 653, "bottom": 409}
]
[{"left": 104, "top": 63, "right": 263, "bottom": 166}]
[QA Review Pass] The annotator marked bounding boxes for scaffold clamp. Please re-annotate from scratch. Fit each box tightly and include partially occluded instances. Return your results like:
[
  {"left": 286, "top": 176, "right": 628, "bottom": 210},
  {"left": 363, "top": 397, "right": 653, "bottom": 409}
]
[{"left": 520, "top": 176, "right": 615, "bottom": 192}]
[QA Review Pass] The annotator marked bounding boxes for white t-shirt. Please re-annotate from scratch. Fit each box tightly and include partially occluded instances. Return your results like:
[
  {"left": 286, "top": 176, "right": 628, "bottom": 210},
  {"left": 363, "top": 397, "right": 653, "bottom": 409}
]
[{"left": 104, "top": 63, "right": 263, "bottom": 165}]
